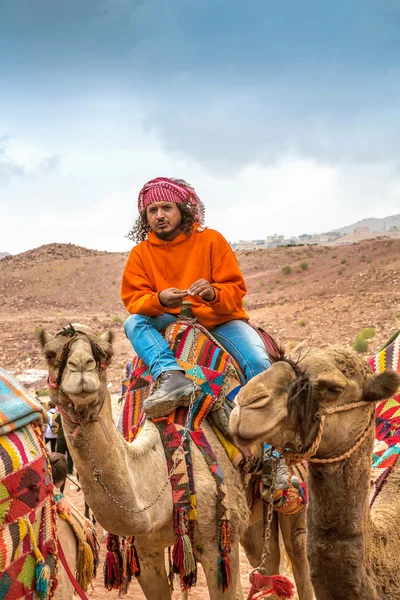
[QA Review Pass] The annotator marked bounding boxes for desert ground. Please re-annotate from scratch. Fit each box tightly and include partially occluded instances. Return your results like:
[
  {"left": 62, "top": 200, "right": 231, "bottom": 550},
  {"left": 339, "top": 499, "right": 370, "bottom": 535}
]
[{"left": 1, "top": 237, "right": 400, "bottom": 598}]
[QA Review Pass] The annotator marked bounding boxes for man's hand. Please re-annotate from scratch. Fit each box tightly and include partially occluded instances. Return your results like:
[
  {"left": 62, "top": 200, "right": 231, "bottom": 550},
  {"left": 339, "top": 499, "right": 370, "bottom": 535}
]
[
  {"left": 187, "top": 279, "right": 216, "bottom": 301},
  {"left": 159, "top": 288, "right": 187, "bottom": 308}
]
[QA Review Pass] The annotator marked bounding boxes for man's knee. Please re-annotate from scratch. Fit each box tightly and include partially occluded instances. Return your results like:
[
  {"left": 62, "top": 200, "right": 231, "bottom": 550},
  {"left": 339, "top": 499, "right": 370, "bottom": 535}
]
[
  {"left": 249, "top": 353, "right": 272, "bottom": 378},
  {"left": 124, "top": 313, "right": 147, "bottom": 338}
]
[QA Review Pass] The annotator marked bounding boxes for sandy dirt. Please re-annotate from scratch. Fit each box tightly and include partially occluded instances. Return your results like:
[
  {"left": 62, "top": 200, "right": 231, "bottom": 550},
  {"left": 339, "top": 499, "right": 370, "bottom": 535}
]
[{"left": 2, "top": 238, "right": 400, "bottom": 598}]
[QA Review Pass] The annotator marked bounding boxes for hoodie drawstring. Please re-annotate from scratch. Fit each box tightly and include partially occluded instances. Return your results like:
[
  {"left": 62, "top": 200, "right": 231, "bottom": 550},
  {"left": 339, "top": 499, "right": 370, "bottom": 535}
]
[{"left": 163, "top": 243, "right": 168, "bottom": 279}]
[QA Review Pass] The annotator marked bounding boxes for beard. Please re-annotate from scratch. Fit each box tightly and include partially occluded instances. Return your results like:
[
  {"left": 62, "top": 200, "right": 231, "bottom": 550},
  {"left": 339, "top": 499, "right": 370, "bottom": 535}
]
[{"left": 154, "top": 222, "right": 182, "bottom": 241}]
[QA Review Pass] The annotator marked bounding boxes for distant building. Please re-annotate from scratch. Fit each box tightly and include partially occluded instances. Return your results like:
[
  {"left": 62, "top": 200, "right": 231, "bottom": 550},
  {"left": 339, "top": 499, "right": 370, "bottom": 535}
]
[
  {"left": 354, "top": 226, "right": 370, "bottom": 234},
  {"left": 266, "top": 234, "right": 284, "bottom": 247}
]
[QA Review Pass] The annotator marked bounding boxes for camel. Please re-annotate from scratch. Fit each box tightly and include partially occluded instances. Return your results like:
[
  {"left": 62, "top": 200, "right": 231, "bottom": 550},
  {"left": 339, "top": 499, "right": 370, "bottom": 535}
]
[
  {"left": 38, "top": 324, "right": 314, "bottom": 600},
  {"left": 230, "top": 347, "right": 400, "bottom": 600}
]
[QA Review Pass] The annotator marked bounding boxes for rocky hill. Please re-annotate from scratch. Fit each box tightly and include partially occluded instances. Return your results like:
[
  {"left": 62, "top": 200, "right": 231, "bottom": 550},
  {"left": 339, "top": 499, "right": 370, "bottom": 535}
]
[
  {"left": 0, "top": 239, "right": 399, "bottom": 392},
  {"left": 0, "top": 251, "right": 10, "bottom": 260},
  {"left": 332, "top": 213, "right": 400, "bottom": 235}
]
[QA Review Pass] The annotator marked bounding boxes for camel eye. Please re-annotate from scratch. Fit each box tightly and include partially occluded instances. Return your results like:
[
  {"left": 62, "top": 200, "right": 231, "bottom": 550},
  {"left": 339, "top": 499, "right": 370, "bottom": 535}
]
[
  {"left": 326, "top": 386, "right": 343, "bottom": 395},
  {"left": 45, "top": 350, "right": 57, "bottom": 361}
]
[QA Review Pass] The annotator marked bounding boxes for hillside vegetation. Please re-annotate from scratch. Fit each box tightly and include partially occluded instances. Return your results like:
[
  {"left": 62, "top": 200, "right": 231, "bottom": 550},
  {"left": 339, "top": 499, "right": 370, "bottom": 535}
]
[{"left": 1, "top": 239, "right": 399, "bottom": 391}]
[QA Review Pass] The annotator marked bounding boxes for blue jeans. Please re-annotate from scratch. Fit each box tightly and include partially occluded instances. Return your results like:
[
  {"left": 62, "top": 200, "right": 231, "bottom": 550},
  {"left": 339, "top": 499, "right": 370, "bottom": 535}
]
[{"left": 124, "top": 314, "right": 271, "bottom": 382}]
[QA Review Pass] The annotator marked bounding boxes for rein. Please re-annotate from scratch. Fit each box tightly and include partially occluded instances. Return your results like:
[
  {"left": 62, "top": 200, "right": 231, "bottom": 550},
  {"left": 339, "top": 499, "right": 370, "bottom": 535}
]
[
  {"left": 283, "top": 400, "right": 375, "bottom": 467},
  {"left": 57, "top": 538, "right": 89, "bottom": 600}
]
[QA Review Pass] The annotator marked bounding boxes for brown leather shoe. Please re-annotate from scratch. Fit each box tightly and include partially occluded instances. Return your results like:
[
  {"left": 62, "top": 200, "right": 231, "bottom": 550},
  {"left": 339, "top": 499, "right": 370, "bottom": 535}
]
[{"left": 143, "top": 371, "right": 199, "bottom": 418}]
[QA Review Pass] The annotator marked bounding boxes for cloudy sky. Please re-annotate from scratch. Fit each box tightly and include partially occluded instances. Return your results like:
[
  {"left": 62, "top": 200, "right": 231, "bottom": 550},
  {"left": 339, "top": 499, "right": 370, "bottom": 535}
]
[{"left": 1, "top": 0, "right": 399, "bottom": 254}]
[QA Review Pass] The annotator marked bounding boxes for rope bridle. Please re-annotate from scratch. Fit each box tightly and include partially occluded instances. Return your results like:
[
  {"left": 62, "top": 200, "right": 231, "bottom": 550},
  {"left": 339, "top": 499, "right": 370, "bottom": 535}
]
[
  {"left": 47, "top": 324, "right": 111, "bottom": 440},
  {"left": 251, "top": 387, "right": 375, "bottom": 592},
  {"left": 282, "top": 399, "right": 375, "bottom": 467}
]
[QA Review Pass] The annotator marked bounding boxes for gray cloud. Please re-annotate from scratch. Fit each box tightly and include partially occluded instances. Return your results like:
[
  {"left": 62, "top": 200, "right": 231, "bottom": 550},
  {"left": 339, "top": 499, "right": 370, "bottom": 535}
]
[
  {"left": 39, "top": 154, "right": 62, "bottom": 174},
  {"left": 0, "top": 137, "right": 26, "bottom": 185},
  {"left": 0, "top": 138, "right": 62, "bottom": 186},
  {"left": 141, "top": 76, "right": 400, "bottom": 173}
]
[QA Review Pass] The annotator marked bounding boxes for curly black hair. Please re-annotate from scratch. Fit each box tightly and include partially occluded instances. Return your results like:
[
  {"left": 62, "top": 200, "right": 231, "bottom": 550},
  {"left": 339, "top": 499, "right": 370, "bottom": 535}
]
[{"left": 126, "top": 204, "right": 197, "bottom": 244}]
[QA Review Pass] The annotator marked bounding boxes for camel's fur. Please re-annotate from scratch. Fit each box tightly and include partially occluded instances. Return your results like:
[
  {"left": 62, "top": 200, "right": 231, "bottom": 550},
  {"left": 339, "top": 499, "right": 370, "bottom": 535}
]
[
  {"left": 39, "top": 324, "right": 314, "bottom": 600},
  {"left": 230, "top": 347, "right": 400, "bottom": 600},
  {"left": 54, "top": 516, "right": 78, "bottom": 600}
]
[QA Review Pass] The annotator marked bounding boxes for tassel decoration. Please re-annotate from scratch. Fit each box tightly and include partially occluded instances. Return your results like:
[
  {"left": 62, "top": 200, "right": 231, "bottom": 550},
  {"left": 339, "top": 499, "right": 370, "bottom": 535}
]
[
  {"left": 217, "top": 519, "right": 232, "bottom": 591},
  {"left": 171, "top": 509, "right": 197, "bottom": 591},
  {"left": 76, "top": 540, "right": 95, "bottom": 592},
  {"left": 103, "top": 533, "right": 123, "bottom": 591},
  {"left": 27, "top": 517, "right": 51, "bottom": 599},
  {"left": 120, "top": 536, "right": 141, "bottom": 594},
  {"left": 247, "top": 570, "right": 295, "bottom": 599}
]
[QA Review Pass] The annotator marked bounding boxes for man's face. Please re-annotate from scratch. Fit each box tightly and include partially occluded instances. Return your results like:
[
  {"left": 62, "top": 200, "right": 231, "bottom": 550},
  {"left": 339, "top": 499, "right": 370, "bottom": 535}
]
[{"left": 146, "top": 201, "right": 183, "bottom": 240}]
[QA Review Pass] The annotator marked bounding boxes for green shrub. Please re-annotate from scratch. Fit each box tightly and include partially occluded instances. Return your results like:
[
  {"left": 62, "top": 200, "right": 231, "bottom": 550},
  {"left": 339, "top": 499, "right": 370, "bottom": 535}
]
[
  {"left": 340, "top": 259, "right": 346, "bottom": 264},
  {"left": 243, "top": 298, "right": 248, "bottom": 308},
  {"left": 112, "top": 315, "right": 123, "bottom": 323},
  {"left": 362, "top": 327, "right": 376, "bottom": 339},
  {"left": 298, "top": 319, "right": 306, "bottom": 327},
  {"left": 282, "top": 265, "right": 291, "bottom": 275},
  {"left": 396, "top": 313, "right": 400, "bottom": 319},
  {"left": 299, "top": 262, "right": 308, "bottom": 271},
  {"left": 353, "top": 336, "right": 369, "bottom": 353},
  {"left": 259, "top": 280, "right": 265, "bottom": 287}
]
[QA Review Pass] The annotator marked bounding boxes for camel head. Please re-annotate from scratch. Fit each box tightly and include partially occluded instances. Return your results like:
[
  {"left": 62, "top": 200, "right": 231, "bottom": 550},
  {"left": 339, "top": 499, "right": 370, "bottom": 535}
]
[
  {"left": 230, "top": 348, "right": 400, "bottom": 460},
  {"left": 38, "top": 323, "right": 114, "bottom": 411}
]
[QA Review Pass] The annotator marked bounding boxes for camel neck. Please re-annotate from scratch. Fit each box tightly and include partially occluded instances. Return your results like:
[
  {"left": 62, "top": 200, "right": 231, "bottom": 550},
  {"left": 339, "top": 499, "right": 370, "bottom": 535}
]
[
  {"left": 61, "top": 391, "right": 169, "bottom": 537},
  {"left": 306, "top": 428, "right": 378, "bottom": 599}
]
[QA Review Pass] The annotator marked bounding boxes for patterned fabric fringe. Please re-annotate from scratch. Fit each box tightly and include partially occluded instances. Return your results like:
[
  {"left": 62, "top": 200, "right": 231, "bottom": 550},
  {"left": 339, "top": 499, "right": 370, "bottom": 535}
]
[
  {"left": 54, "top": 491, "right": 100, "bottom": 592},
  {"left": 103, "top": 533, "right": 140, "bottom": 594},
  {"left": 0, "top": 368, "right": 58, "bottom": 600},
  {"left": 368, "top": 329, "right": 400, "bottom": 506}
]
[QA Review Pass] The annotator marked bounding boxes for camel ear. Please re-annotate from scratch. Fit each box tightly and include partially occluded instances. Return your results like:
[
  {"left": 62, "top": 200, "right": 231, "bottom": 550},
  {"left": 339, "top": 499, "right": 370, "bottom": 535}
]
[
  {"left": 363, "top": 370, "right": 400, "bottom": 403},
  {"left": 100, "top": 330, "right": 114, "bottom": 345},
  {"left": 37, "top": 328, "right": 53, "bottom": 348}
]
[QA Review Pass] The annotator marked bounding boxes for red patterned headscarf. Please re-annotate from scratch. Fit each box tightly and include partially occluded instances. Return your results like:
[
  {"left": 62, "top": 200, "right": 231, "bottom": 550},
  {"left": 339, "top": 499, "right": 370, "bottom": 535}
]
[{"left": 137, "top": 177, "right": 205, "bottom": 229}]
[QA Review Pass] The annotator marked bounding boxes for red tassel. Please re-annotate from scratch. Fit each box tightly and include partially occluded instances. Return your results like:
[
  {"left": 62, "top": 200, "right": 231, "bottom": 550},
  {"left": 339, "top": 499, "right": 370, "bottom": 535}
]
[
  {"left": 104, "top": 551, "right": 122, "bottom": 591},
  {"left": 103, "top": 534, "right": 123, "bottom": 591},
  {"left": 172, "top": 535, "right": 184, "bottom": 574},
  {"left": 247, "top": 571, "right": 295, "bottom": 599}
]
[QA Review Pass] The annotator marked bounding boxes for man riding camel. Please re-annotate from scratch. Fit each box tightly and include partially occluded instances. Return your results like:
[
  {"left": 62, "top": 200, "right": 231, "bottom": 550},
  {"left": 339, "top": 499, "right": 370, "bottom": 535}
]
[
  {"left": 121, "top": 176, "right": 272, "bottom": 419},
  {"left": 121, "top": 176, "right": 293, "bottom": 492}
]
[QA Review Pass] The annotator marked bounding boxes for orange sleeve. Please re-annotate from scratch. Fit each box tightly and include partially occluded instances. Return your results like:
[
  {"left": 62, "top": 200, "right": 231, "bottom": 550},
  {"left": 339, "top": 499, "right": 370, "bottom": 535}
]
[
  {"left": 208, "top": 240, "right": 247, "bottom": 314},
  {"left": 121, "top": 248, "right": 165, "bottom": 316}
]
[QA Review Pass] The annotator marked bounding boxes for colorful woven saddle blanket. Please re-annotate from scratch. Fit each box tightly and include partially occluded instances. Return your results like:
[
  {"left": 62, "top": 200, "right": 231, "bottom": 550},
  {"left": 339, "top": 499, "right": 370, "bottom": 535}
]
[
  {"left": 118, "top": 319, "right": 244, "bottom": 592},
  {"left": 118, "top": 318, "right": 244, "bottom": 442},
  {"left": 0, "top": 367, "right": 58, "bottom": 600},
  {"left": 368, "top": 329, "right": 400, "bottom": 505},
  {"left": 54, "top": 491, "right": 100, "bottom": 592}
]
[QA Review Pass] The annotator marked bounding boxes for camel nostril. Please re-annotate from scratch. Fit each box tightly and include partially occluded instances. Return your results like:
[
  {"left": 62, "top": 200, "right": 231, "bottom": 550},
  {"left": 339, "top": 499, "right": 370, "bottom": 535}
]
[{"left": 67, "top": 356, "right": 96, "bottom": 373}]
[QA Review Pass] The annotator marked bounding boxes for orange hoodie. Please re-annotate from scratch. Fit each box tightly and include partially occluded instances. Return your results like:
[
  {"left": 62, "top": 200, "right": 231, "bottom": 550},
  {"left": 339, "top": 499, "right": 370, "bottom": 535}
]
[{"left": 121, "top": 225, "right": 249, "bottom": 329}]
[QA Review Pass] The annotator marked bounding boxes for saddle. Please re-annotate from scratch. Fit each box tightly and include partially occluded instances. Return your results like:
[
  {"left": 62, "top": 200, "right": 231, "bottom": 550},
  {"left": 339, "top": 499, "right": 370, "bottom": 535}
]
[{"left": 0, "top": 367, "right": 58, "bottom": 599}]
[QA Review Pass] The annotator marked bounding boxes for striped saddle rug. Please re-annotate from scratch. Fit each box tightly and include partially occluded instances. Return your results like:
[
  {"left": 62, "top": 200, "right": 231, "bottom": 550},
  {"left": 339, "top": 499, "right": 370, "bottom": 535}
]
[
  {"left": 369, "top": 329, "right": 400, "bottom": 506},
  {"left": 0, "top": 367, "right": 58, "bottom": 600}
]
